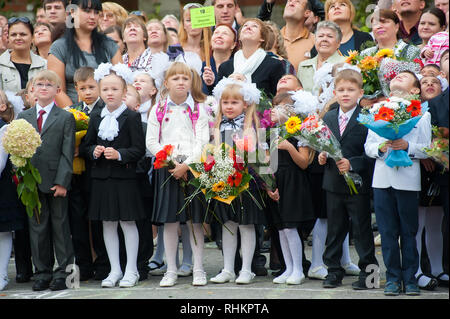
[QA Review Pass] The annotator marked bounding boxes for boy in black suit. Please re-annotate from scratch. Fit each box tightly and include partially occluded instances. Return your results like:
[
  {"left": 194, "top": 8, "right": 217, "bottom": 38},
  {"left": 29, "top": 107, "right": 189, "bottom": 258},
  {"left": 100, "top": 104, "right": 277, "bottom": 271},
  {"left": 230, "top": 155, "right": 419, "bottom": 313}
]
[
  {"left": 69, "top": 67, "right": 109, "bottom": 281},
  {"left": 17, "top": 70, "right": 75, "bottom": 291},
  {"left": 318, "top": 68, "right": 378, "bottom": 290}
]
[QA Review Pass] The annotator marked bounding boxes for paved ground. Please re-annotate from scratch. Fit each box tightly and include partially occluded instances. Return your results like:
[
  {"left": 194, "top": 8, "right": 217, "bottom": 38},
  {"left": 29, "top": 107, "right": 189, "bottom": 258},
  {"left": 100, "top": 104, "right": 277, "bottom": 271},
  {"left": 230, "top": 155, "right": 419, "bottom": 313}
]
[{"left": 0, "top": 242, "right": 448, "bottom": 301}]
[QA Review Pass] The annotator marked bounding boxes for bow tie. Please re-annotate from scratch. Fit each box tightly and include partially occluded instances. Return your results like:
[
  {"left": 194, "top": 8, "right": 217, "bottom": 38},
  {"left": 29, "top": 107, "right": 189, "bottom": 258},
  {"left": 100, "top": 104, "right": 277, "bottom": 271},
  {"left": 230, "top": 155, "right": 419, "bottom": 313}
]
[{"left": 221, "top": 114, "right": 245, "bottom": 131}]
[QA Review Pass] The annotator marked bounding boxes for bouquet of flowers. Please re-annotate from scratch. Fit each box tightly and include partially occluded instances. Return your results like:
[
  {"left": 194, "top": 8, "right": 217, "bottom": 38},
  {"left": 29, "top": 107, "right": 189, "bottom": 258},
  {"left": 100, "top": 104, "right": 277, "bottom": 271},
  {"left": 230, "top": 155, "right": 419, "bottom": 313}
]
[
  {"left": 281, "top": 113, "right": 362, "bottom": 194},
  {"left": 1, "top": 119, "right": 42, "bottom": 221},
  {"left": 378, "top": 57, "right": 422, "bottom": 97},
  {"left": 358, "top": 96, "right": 428, "bottom": 167},
  {"left": 68, "top": 109, "right": 90, "bottom": 174},
  {"left": 423, "top": 126, "right": 449, "bottom": 171},
  {"left": 153, "top": 144, "right": 176, "bottom": 170}
]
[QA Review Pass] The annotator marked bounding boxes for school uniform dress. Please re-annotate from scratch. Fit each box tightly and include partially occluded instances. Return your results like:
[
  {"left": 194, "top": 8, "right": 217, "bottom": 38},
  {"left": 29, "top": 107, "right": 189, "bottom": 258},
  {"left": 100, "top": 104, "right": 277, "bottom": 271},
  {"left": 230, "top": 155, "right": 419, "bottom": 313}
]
[
  {"left": 272, "top": 138, "right": 315, "bottom": 230},
  {"left": 146, "top": 94, "right": 210, "bottom": 224},
  {"left": 80, "top": 104, "right": 146, "bottom": 222}
]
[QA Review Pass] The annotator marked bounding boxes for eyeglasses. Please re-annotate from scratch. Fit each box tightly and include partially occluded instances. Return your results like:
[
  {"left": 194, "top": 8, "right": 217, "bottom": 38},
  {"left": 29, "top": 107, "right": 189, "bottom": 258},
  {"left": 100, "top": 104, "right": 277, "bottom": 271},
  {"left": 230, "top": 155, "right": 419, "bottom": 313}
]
[
  {"left": 8, "top": 17, "right": 32, "bottom": 26},
  {"left": 130, "top": 11, "right": 145, "bottom": 17},
  {"left": 34, "top": 83, "right": 56, "bottom": 89},
  {"left": 183, "top": 3, "right": 203, "bottom": 10}
]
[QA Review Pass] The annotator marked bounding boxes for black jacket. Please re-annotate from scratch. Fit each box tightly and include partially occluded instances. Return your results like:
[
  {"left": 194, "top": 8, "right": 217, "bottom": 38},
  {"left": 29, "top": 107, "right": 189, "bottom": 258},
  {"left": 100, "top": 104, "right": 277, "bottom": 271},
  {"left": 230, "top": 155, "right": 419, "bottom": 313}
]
[{"left": 310, "top": 30, "right": 374, "bottom": 58}]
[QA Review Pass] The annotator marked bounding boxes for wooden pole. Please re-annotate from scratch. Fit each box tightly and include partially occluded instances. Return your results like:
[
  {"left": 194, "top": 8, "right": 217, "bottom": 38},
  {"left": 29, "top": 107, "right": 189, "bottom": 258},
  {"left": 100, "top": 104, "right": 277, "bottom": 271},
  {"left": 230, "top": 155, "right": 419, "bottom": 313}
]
[{"left": 204, "top": 27, "right": 211, "bottom": 68}]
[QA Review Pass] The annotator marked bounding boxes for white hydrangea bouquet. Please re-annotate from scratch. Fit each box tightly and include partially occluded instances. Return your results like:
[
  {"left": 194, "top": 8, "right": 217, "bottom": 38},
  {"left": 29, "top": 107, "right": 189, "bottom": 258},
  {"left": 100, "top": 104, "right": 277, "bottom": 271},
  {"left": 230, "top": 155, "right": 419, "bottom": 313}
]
[{"left": 2, "top": 119, "right": 42, "bottom": 221}]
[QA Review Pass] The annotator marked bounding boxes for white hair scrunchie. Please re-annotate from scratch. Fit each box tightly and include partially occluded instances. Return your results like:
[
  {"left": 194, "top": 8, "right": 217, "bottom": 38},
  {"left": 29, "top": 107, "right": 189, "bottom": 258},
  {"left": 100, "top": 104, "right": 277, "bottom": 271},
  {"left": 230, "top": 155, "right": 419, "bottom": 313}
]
[
  {"left": 94, "top": 63, "right": 133, "bottom": 84},
  {"left": 213, "top": 77, "right": 261, "bottom": 105}
]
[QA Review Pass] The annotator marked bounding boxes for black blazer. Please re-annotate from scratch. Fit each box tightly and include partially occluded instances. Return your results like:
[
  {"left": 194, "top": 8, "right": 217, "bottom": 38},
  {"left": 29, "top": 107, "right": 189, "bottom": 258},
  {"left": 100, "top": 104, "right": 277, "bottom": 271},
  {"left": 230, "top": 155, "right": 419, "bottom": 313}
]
[
  {"left": 80, "top": 108, "right": 145, "bottom": 180},
  {"left": 214, "top": 53, "right": 285, "bottom": 98},
  {"left": 321, "top": 105, "right": 373, "bottom": 195},
  {"left": 310, "top": 30, "right": 374, "bottom": 58},
  {"left": 428, "top": 88, "right": 449, "bottom": 186},
  {"left": 70, "top": 98, "right": 105, "bottom": 116}
]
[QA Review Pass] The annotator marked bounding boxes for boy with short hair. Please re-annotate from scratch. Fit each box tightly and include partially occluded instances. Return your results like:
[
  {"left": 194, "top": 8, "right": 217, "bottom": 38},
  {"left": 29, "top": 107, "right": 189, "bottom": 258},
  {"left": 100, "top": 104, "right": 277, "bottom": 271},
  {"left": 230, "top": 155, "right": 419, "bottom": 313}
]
[
  {"left": 318, "top": 69, "right": 378, "bottom": 290},
  {"left": 17, "top": 70, "right": 75, "bottom": 291},
  {"left": 72, "top": 67, "right": 104, "bottom": 116},
  {"left": 364, "top": 70, "right": 432, "bottom": 296}
]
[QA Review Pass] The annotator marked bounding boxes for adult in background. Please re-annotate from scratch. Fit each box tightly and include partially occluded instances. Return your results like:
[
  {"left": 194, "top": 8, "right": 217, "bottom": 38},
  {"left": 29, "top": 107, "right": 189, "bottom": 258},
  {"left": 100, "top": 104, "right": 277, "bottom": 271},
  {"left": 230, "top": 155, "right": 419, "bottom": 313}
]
[
  {"left": 48, "top": 0, "right": 121, "bottom": 108},
  {"left": 309, "top": 0, "right": 373, "bottom": 58},
  {"left": 418, "top": 8, "right": 447, "bottom": 64},
  {"left": 161, "top": 14, "right": 180, "bottom": 31},
  {"left": 146, "top": 19, "right": 169, "bottom": 54},
  {"left": 103, "top": 25, "right": 126, "bottom": 55},
  {"left": 122, "top": 16, "right": 151, "bottom": 72},
  {"left": 298, "top": 21, "right": 345, "bottom": 93},
  {"left": 98, "top": 2, "right": 128, "bottom": 32},
  {"left": 36, "top": 7, "right": 49, "bottom": 24},
  {"left": 394, "top": 0, "right": 426, "bottom": 45},
  {"left": 43, "top": 0, "right": 67, "bottom": 41},
  {"left": 33, "top": 22, "right": 54, "bottom": 60},
  {"left": 0, "top": 15, "right": 7, "bottom": 54},
  {"left": 435, "top": 0, "right": 449, "bottom": 14},
  {"left": 213, "top": 0, "right": 240, "bottom": 31},
  {"left": 265, "top": 21, "right": 296, "bottom": 75}
]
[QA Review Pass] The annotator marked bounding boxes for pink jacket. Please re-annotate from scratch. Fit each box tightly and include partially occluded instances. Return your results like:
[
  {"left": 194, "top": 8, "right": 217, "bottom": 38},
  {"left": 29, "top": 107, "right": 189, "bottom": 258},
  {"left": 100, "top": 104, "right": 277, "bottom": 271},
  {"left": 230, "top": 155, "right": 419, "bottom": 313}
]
[{"left": 421, "top": 32, "right": 449, "bottom": 66}]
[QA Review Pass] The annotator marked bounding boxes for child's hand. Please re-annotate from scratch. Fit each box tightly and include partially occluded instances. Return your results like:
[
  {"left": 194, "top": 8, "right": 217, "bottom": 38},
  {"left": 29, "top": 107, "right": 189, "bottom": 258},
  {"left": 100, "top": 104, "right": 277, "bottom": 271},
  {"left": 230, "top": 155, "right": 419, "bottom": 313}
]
[
  {"left": 169, "top": 162, "right": 189, "bottom": 180},
  {"left": 378, "top": 141, "right": 392, "bottom": 153},
  {"left": 277, "top": 138, "right": 292, "bottom": 151},
  {"left": 104, "top": 147, "right": 120, "bottom": 160},
  {"left": 420, "top": 158, "right": 436, "bottom": 172},
  {"left": 202, "top": 66, "right": 216, "bottom": 86},
  {"left": 424, "top": 49, "right": 434, "bottom": 60},
  {"left": 336, "top": 158, "right": 351, "bottom": 174},
  {"left": 51, "top": 185, "right": 67, "bottom": 197},
  {"left": 267, "top": 188, "right": 280, "bottom": 202},
  {"left": 94, "top": 145, "right": 105, "bottom": 158},
  {"left": 391, "top": 139, "right": 408, "bottom": 151},
  {"left": 318, "top": 151, "right": 328, "bottom": 165}
]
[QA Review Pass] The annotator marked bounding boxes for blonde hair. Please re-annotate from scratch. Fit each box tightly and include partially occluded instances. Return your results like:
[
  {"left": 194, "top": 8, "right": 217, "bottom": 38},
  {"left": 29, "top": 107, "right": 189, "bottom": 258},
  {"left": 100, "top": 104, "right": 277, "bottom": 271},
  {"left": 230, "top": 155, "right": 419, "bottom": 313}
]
[
  {"left": 33, "top": 70, "right": 62, "bottom": 88},
  {"left": 161, "top": 62, "right": 206, "bottom": 104},
  {"left": 324, "top": 0, "right": 357, "bottom": 30},
  {"left": 101, "top": 2, "right": 128, "bottom": 28},
  {"left": 0, "top": 90, "right": 15, "bottom": 123},
  {"left": 127, "top": 84, "right": 141, "bottom": 105},
  {"left": 146, "top": 19, "right": 169, "bottom": 52},
  {"left": 179, "top": 7, "right": 212, "bottom": 61}
]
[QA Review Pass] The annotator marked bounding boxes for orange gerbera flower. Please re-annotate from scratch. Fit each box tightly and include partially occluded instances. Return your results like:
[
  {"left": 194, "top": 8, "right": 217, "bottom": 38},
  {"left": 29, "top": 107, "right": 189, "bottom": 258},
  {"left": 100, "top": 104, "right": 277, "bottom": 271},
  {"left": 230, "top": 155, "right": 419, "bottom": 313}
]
[
  {"left": 163, "top": 144, "right": 174, "bottom": 156},
  {"left": 227, "top": 171, "right": 243, "bottom": 187},
  {"left": 406, "top": 100, "right": 422, "bottom": 117},
  {"left": 153, "top": 159, "right": 164, "bottom": 169},
  {"left": 374, "top": 106, "right": 395, "bottom": 122},
  {"left": 358, "top": 56, "right": 378, "bottom": 71}
]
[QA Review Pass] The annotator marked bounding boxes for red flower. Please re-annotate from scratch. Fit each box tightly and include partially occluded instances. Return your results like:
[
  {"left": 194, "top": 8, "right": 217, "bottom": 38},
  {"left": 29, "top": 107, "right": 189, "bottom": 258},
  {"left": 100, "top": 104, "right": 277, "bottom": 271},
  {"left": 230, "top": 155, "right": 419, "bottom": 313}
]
[
  {"left": 12, "top": 174, "right": 20, "bottom": 186},
  {"left": 163, "top": 144, "right": 174, "bottom": 156},
  {"left": 406, "top": 100, "right": 422, "bottom": 117},
  {"left": 233, "top": 160, "right": 244, "bottom": 171},
  {"left": 374, "top": 106, "right": 395, "bottom": 122},
  {"left": 414, "top": 58, "right": 424, "bottom": 69},
  {"left": 227, "top": 171, "right": 243, "bottom": 187},
  {"left": 155, "top": 149, "right": 168, "bottom": 161},
  {"left": 153, "top": 159, "right": 164, "bottom": 169},
  {"left": 203, "top": 155, "right": 215, "bottom": 172}
]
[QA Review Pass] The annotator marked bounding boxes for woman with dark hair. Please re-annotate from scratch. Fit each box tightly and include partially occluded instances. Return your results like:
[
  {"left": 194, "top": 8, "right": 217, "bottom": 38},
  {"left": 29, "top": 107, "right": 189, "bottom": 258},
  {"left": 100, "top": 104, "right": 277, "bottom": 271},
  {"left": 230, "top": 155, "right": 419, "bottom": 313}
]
[
  {"left": 48, "top": 0, "right": 122, "bottom": 107},
  {"left": 0, "top": 17, "right": 47, "bottom": 93},
  {"left": 418, "top": 8, "right": 448, "bottom": 66},
  {"left": 103, "top": 25, "right": 126, "bottom": 55}
]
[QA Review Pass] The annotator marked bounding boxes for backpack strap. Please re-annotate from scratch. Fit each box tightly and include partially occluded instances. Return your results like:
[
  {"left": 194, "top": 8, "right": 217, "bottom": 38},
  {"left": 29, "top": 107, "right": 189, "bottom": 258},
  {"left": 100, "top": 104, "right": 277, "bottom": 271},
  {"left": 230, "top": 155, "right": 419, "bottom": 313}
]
[
  {"left": 187, "top": 102, "right": 200, "bottom": 136},
  {"left": 156, "top": 100, "right": 200, "bottom": 142}
]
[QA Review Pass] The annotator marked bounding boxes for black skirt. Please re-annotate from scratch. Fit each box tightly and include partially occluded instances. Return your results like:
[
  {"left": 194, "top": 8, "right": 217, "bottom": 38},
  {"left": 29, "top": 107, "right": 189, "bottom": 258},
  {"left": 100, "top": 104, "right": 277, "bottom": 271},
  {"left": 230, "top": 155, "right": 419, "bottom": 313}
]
[
  {"left": 152, "top": 167, "right": 206, "bottom": 224},
  {"left": 308, "top": 157, "right": 327, "bottom": 219},
  {"left": 88, "top": 178, "right": 146, "bottom": 221}
]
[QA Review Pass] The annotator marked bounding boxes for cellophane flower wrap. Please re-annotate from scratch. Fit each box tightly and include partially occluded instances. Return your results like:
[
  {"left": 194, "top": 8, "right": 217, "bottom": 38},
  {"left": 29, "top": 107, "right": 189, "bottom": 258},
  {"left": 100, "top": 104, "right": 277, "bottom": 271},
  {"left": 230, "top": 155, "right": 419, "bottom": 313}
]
[
  {"left": 378, "top": 58, "right": 422, "bottom": 97},
  {"left": 1, "top": 119, "right": 42, "bottom": 220},
  {"left": 280, "top": 113, "right": 362, "bottom": 194},
  {"left": 357, "top": 96, "right": 428, "bottom": 168},
  {"left": 423, "top": 126, "right": 449, "bottom": 171},
  {"left": 68, "top": 109, "right": 90, "bottom": 174}
]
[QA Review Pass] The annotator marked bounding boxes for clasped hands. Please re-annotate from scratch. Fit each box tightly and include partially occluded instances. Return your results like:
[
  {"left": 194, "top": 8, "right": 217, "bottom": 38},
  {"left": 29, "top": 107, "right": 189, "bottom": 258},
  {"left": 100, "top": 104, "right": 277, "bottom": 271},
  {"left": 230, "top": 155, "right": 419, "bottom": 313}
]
[
  {"left": 94, "top": 145, "right": 120, "bottom": 160},
  {"left": 379, "top": 139, "right": 409, "bottom": 153},
  {"left": 169, "top": 162, "right": 189, "bottom": 181}
]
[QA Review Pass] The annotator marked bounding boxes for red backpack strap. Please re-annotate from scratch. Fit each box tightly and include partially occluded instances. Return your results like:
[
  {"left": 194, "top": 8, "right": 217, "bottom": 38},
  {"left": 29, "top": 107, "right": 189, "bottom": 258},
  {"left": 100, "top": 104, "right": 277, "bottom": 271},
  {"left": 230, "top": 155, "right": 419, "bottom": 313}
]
[{"left": 187, "top": 102, "right": 200, "bottom": 136}]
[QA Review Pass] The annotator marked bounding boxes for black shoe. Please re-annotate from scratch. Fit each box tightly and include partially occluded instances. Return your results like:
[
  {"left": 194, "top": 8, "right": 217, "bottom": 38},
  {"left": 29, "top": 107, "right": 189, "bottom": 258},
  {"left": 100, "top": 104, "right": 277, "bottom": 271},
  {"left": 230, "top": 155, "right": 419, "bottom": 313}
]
[
  {"left": 323, "top": 273, "right": 342, "bottom": 288},
  {"left": 80, "top": 272, "right": 94, "bottom": 282},
  {"left": 272, "top": 268, "right": 285, "bottom": 277},
  {"left": 49, "top": 278, "right": 67, "bottom": 291},
  {"left": 138, "top": 271, "right": 148, "bottom": 281},
  {"left": 94, "top": 271, "right": 109, "bottom": 281},
  {"left": 253, "top": 266, "right": 268, "bottom": 276},
  {"left": 16, "top": 273, "right": 32, "bottom": 283},
  {"left": 352, "top": 277, "right": 372, "bottom": 290},
  {"left": 32, "top": 279, "right": 51, "bottom": 291}
]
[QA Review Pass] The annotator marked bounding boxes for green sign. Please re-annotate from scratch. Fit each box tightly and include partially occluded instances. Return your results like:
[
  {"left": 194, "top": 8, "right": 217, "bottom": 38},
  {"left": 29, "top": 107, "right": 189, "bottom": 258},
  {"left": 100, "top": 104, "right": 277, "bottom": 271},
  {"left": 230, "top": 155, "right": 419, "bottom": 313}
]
[{"left": 190, "top": 6, "right": 216, "bottom": 29}]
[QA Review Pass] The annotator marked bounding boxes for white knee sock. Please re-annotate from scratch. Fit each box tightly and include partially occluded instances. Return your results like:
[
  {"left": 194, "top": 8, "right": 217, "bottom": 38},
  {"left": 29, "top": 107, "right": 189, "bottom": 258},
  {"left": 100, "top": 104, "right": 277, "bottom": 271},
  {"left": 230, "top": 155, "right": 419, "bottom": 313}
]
[
  {"left": 119, "top": 221, "right": 139, "bottom": 275},
  {"left": 311, "top": 218, "right": 327, "bottom": 269},
  {"left": 416, "top": 207, "right": 433, "bottom": 286},
  {"left": 164, "top": 222, "right": 180, "bottom": 273},
  {"left": 151, "top": 225, "right": 165, "bottom": 264},
  {"left": 425, "top": 206, "right": 447, "bottom": 280},
  {"left": 187, "top": 222, "right": 204, "bottom": 272},
  {"left": 277, "top": 230, "right": 293, "bottom": 278},
  {"left": 0, "top": 232, "right": 12, "bottom": 279},
  {"left": 103, "top": 221, "right": 122, "bottom": 275},
  {"left": 180, "top": 224, "right": 193, "bottom": 268},
  {"left": 284, "top": 228, "right": 303, "bottom": 278},
  {"left": 222, "top": 221, "right": 238, "bottom": 274},
  {"left": 239, "top": 224, "right": 256, "bottom": 273}
]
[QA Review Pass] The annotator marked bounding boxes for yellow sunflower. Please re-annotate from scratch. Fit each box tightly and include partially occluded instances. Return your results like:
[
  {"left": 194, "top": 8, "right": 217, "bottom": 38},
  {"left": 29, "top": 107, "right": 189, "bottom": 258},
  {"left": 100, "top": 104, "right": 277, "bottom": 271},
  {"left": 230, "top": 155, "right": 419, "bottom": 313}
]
[
  {"left": 375, "top": 48, "right": 395, "bottom": 60},
  {"left": 212, "top": 181, "right": 226, "bottom": 193},
  {"left": 358, "top": 56, "right": 378, "bottom": 71},
  {"left": 285, "top": 116, "right": 302, "bottom": 134}
]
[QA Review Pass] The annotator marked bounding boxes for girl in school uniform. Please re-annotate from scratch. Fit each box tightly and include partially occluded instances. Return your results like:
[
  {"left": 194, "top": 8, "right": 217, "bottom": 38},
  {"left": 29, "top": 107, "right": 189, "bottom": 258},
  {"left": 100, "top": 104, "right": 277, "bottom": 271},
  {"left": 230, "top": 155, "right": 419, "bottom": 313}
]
[
  {"left": 208, "top": 78, "right": 266, "bottom": 285},
  {"left": 146, "top": 62, "right": 210, "bottom": 287},
  {"left": 80, "top": 63, "right": 146, "bottom": 288}
]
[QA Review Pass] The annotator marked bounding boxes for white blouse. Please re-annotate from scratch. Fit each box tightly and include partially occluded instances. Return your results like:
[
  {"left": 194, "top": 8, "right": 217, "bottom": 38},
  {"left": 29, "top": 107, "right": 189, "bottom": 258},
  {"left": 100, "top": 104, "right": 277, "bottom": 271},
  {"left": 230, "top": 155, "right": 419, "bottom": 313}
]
[{"left": 146, "top": 94, "right": 210, "bottom": 165}]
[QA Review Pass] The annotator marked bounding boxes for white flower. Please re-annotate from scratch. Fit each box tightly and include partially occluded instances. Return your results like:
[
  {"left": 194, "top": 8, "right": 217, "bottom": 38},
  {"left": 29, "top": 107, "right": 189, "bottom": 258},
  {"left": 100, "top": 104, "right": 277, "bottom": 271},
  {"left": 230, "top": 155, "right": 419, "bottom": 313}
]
[{"left": 290, "top": 90, "right": 320, "bottom": 116}]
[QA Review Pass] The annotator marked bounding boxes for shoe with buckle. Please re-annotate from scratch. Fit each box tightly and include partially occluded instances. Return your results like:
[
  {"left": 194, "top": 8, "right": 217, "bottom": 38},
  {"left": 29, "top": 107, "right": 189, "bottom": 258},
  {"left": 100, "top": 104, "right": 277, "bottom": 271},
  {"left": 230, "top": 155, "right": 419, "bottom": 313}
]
[
  {"left": 210, "top": 269, "right": 236, "bottom": 284},
  {"left": 101, "top": 272, "right": 123, "bottom": 288},
  {"left": 119, "top": 271, "right": 140, "bottom": 288},
  {"left": 160, "top": 271, "right": 177, "bottom": 287},
  {"left": 235, "top": 270, "right": 255, "bottom": 284},
  {"left": 192, "top": 270, "right": 207, "bottom": 286},
  {"left": 308, "top": 265, "right": 328, "bottom": 280}
]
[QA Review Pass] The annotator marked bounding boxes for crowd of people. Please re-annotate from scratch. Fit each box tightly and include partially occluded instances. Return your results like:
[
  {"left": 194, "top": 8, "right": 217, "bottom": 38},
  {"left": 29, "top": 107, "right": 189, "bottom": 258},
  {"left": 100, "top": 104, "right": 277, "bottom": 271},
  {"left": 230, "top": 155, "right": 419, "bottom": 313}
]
[{"left": 0, "top": 0, "right": 448, "bottom": 297}]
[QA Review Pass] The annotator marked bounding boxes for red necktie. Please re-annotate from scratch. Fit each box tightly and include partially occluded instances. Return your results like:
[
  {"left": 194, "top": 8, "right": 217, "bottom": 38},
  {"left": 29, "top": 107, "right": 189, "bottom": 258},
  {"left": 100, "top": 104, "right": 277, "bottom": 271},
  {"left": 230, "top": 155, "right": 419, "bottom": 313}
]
[{"left": 37, "top": 109, "right": 46, "bottom": 133}]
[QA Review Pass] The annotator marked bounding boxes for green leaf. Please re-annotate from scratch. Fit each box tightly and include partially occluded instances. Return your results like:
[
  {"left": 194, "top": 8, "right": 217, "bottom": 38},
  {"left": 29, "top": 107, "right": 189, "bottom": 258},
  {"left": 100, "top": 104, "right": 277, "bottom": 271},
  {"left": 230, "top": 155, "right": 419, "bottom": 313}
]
[
  {"left": 31, "top": 166, "right": 42, "bottom": 184},
  {"left": 17, "top": 182, "right": 25, "bottom": 196},
  {"left": 23, "top": 173, "right": 36, "bottom": 191}
]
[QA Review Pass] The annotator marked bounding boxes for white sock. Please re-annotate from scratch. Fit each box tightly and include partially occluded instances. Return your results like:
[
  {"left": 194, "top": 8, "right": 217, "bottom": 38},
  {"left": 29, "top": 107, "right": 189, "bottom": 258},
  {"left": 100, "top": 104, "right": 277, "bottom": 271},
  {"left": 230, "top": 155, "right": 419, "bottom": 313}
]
[
  {"left": 425, "top": 206, "right": 447, "bottom": 280},
  {"left": 311, "top": 218, "right": 327, "bottom": 270},
  {"left": 180, "top": 224, "right": 193, "bottom": 268},
  {"left": 284, "top": 228, "right": 303, "bottom": 278},
  {"left": 119, "top": 221, "right": 139, "bottom": 275},
  {"left": 103, "top": 221, "right": 122, "bottom": 275},
  {"left": 187, "top": 222, "right": 204, "bottom": 272},
  {"left": 340, "top": 232, "right": 351, "bottom": 265},
  {"left": 239, "top": 224, "right": 256, "bottom": 273},
  {"left": 0, "top": 232, "right": 12, "bottom": 279},
  {"left": 416, "top": 207, "right": 432, "bottom": 286},
  {"left": 222, "top": 221, "right": 238, "bottom": 274},
  {"left": 151, "top": 225, "right": 165, "bottom": 264},
  {"left": 163, "top": 222, "right": 180, "bottom": 273},
  {"left": 277, "top": 230, "right": 293, "bottom": 278}
]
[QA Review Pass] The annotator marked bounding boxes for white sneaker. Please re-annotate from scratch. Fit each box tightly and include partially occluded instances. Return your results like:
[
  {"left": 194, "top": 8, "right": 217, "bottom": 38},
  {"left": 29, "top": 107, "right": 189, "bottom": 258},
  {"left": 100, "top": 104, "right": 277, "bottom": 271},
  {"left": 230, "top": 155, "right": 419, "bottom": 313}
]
[
  {"left": 235, "top": 270, "right": 255, "bottom": 284},
  {"left": 0, "top": 275, "right": 8, "bottom": 291},
  {"left": 150, "top": 264, "right": 167, "bottom": 276},
  {"left": 177, "top": 264, "right": 193, "bottom": 277},
  {"left": 101, "top": 272, "right": 123, "bottom": 288},
  {"left": 342, "top": 263, "right": 360, "bottom": 276},
  {"left": 286, "top": 273, "right": 306, "bottom": 285},
  {"left": 210, "top": 269, "right": 236, "bottom": 284},
  {"left": 308, "top": 265, "right": 328, "bottom": 280},
  {"left": 160, "top": 271, "right": 177, "bottom": 287},
  {"left": 192, "top": 270, "right": 207, "bottom": 286},
  {"left": 273, "top": 272, "right": 290, "bottom": 284},
  {"left": 119, "top": 271, "right": 140, "bottom": 288}
]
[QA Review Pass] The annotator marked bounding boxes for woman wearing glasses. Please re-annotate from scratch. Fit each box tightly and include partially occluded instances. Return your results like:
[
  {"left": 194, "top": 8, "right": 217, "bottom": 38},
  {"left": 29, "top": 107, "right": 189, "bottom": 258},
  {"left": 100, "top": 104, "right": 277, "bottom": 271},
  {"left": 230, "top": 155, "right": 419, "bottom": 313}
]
[
  {"left": 0, "top": 17, "right": 47, "bottom": 93},
  {"left": 98, "top": 1, "right": 128, "bottom": 32},
  {"left": 48, "top": 0, "right": 122, "bottom": 108}
]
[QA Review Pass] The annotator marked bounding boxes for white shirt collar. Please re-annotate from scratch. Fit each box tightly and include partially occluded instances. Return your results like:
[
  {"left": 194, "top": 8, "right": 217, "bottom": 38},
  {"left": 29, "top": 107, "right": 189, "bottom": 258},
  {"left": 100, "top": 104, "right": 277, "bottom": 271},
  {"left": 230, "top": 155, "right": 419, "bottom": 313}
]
[
  {"left": 83, "top": 97, "right": 100, "bottom": 112},
  {"left": 339, "top": 105, "right": 357, "bottom": 120},
  {"left": 167, "top": 93, "right": 195, "bottom": 112},
  {"left": 36, "top": 101, "right": 54, "bottom": 116}
]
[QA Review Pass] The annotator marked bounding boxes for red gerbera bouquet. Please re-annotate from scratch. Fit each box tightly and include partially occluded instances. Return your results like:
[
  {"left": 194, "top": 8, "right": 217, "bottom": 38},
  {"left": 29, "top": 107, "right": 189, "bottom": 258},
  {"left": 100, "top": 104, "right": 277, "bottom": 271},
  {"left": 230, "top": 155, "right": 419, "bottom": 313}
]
[{"left": 153, "top": 144, "right": 176, "bottom": 170}]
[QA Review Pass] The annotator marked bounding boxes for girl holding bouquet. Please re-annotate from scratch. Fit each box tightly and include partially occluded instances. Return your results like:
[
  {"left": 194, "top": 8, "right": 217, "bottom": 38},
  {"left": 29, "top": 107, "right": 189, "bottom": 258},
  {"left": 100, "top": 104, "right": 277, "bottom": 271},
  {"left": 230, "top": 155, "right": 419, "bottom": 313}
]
[
  {"left": 146, "top": 62, "right": 210, "bottom": 287},
  {"left": 209, "top": 78, "right": 266, "bottom": 285}
]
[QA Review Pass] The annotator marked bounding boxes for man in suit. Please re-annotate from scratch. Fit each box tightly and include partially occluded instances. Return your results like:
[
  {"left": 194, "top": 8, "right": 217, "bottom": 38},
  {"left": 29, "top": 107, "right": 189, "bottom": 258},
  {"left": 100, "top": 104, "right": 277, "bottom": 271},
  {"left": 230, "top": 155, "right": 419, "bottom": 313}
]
[
  {"left": 318, "top": 69, "right": 378, "bottom": 290},
  {"left": 17, "top": 70, "right": 75, "bottom": 291}
]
